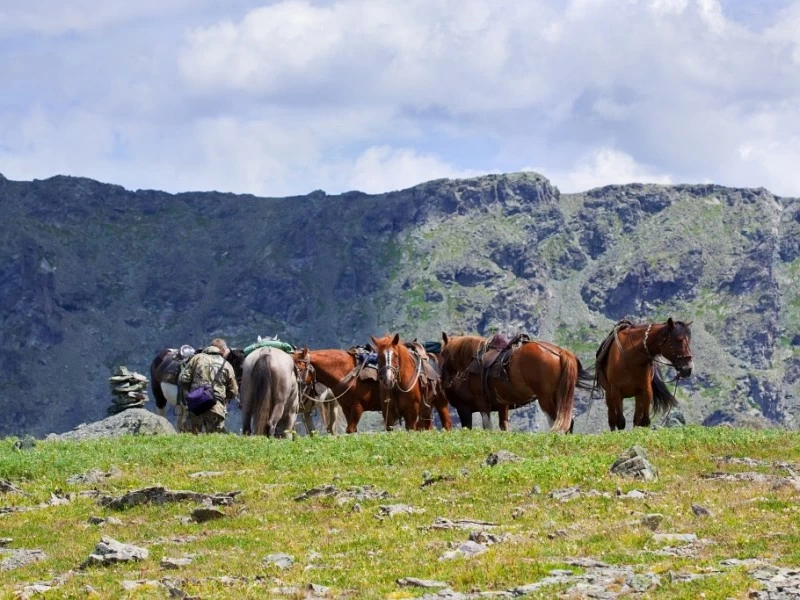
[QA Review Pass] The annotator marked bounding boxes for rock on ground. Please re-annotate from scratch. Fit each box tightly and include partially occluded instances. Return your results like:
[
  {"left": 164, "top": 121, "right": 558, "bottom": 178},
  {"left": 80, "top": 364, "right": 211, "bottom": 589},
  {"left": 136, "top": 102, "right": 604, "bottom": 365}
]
[{"left": 48, "top": 409, "right": 176, "bottom": 441}]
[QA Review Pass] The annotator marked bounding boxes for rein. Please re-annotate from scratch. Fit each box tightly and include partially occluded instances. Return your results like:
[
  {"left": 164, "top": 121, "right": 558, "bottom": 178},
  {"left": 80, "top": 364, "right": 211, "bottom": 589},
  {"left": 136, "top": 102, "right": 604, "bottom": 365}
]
[{"left": 380, "top": 348, "right": 423, "bottom": 394}]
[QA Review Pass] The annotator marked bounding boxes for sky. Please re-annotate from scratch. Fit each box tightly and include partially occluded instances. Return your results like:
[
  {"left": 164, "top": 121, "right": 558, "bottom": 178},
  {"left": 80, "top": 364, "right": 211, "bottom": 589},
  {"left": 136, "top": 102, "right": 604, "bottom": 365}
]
[{"left": 1, "top": 0, "right": 799, "bottom": 197}]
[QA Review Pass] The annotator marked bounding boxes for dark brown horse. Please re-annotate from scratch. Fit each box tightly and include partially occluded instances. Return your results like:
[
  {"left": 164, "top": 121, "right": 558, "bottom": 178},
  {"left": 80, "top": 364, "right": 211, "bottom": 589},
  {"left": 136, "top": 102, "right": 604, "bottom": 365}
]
[
  {"left": 595, "top": 318, "right": 693, "bottom": 430},
  {"left": 370, "top": 334, "right": 452, "bottom": 431},
  {"left": 440, "top": 333, "right": 591, "bottom": 433},
  {"left": 292, "top": 347, "right": 382, "bottom": 433},
  {"left": 150, "top": 346, "right": 244, "bottom": 431}
]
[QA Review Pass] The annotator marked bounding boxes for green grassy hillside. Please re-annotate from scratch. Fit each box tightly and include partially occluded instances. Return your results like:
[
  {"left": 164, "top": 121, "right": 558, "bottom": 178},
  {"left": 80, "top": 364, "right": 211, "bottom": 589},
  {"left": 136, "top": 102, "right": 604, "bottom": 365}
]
[{"left": 2, "top": 428, "right": 799, "bottom": 598}]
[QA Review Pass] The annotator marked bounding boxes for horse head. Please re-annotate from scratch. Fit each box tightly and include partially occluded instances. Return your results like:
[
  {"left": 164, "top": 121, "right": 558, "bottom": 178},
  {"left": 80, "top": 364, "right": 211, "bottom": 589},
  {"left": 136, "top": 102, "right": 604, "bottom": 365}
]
[
  {"left": 371, "top": 333, "right": 401, "bottom": 389},
  {"left": 293, "top": 346, "right": 316, "bottom": 393},
  {"left": 662, "top": 318, "right": 694, "bottom": 378},
  {"left": 227, "top": 348, "right": 246, "bottom": 385}
]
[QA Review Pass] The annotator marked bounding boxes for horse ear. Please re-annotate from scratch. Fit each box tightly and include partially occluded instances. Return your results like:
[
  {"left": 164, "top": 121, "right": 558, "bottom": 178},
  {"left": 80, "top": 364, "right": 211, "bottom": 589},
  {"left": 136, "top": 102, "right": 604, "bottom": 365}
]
[
  {"left": 370, "top": 336, "right": 379, "bottom": 347},
  {"left": 392, "top": 333, "right": 400, "bottom": 346},
  {"left": 686, "top": 320, "right": 693, "bottom": 327},
  {"left": 442, "top": 332, "right": 449, "bottom": 346},
  {"left": 667, "top": 317, "right": 675, "bottom": 329}
]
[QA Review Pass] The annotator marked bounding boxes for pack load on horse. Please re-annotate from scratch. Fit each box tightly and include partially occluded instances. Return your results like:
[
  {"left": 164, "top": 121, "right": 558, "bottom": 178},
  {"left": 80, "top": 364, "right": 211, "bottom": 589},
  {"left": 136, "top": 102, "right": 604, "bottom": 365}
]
[
  {"left": 292, "top": 345, "right": 385, "bottom": 433},
  {"left": 150, "top": 344, "right": 245, "bottom": 432},
  {"left": 440, "top": 332, "right": 592, "bottom": 432},
  {"left": 371, "top": 334, "right": 451, "bottom": 431},
  {"left": 594, "top": 318, "right": 694, "bottom": 430}
]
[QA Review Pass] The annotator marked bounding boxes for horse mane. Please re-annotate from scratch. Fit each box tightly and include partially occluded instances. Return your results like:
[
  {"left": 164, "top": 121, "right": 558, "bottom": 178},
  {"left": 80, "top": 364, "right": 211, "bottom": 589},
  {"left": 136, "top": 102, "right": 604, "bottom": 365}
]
[{"left": 443, "top": 335, "right": 482, "bottom": 370}]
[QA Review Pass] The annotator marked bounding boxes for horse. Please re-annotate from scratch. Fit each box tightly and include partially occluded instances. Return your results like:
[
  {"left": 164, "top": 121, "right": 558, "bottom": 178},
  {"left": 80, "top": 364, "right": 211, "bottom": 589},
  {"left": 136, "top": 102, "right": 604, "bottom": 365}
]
[
  {"left": 240, "top": 346, "right": 299, "bottom": 436},
  {"left": 149, "top": 346, "right": 245, "bottom": 431},
  {"left": 439, "top": 333, "right": 592, "bottom": 433},
  {"left": 370, "top": 334, "right": 452, "bottom": 431},
  {"left": 594, "top": 318, "right": 694, "bottom": 430},
  {"left": 295, "top": 370, "right": 347, "bottom": 435},
  {"left": 292, "top": 347, "right": 382, "bottom": 433}
]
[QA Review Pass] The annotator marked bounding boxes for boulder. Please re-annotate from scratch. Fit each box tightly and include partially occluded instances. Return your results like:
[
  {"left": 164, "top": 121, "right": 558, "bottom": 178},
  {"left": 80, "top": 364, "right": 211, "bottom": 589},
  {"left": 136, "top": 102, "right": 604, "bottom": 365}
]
[{"left": 48, "top": 409, "right": 176, "bottom": 441}]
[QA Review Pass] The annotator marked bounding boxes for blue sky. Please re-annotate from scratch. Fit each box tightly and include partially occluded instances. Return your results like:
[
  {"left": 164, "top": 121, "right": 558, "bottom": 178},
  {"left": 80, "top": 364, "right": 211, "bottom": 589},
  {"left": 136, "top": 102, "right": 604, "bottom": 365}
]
[{"left": 1, "top": 0, "right": 799, "bottom": 197}]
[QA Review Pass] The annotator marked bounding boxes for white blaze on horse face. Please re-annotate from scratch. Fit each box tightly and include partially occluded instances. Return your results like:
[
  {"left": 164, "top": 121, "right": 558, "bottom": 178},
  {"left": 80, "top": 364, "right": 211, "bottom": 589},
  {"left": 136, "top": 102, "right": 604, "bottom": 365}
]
[{"left": 381, "top": 349, "right": 395, "bottom": 388}]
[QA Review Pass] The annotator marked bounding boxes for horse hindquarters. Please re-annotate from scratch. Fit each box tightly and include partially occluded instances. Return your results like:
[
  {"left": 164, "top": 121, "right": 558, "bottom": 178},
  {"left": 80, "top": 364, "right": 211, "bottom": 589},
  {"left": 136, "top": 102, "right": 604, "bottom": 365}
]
[
  {"left": 249, "top": 353, "right": 273, "bottom": 435},
  {"left": 551, "top": 352, "right": 578, "bottom": 433}
]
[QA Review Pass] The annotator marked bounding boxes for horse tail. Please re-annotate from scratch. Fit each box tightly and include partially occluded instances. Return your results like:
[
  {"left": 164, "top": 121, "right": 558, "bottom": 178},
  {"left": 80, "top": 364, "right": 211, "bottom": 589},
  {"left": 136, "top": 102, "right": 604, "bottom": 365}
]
[
  {"left": 552, "top": 351, "right": 578, "bottom": 433},
  {"left": 651, "top": 366, "right": 679, "bottom": 414},
  {"left": 150, "top": 351, "right": 169, "bottom": 412},
  {"left": 251, "top": 352, "right": 273, "bottom": 435},
  {"left": 575, "top": 357, "right": 595, "bottom": 392}
]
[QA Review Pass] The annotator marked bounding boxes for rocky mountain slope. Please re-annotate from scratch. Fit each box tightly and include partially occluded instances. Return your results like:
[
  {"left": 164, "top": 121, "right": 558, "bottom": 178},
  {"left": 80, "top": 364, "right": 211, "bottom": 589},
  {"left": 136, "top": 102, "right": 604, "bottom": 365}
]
[{"left": 0, "top": 171, "right": 797, "bottom": 436}]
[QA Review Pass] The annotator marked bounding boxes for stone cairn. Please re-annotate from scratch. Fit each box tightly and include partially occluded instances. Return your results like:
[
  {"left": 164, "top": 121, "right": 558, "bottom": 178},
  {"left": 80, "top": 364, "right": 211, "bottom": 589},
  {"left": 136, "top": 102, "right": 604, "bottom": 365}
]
[{"left": 107, "top": 366, "right": 149, "bottom": 416}]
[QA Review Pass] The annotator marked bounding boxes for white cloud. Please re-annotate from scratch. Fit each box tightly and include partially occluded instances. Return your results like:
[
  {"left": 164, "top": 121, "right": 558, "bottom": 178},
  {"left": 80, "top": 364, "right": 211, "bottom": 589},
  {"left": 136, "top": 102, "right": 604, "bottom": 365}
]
[{"left": 526, "top": 148, "right": 673, "bottom": 193}]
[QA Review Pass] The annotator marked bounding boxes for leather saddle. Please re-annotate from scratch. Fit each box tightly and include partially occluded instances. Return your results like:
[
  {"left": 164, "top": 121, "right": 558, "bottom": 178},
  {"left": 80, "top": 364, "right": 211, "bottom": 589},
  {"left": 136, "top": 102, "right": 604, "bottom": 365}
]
[{"left": 467, "top": 333, "right": 530, "bottom": 404}]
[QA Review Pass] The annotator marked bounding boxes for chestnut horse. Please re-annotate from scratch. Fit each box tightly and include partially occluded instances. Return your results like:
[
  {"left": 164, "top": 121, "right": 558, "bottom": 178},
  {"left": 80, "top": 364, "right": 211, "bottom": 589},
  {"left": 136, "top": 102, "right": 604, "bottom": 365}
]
[
  {"left": 440, "top": 333, "right": 591, "bottom": 433},
  {"left": 595, "top": 318, "right": 693, "bottom": 430},
  {"left": 370, "top": 334, "right": 452, "bottom": 431},
  {"left": 292, "top": 347, "right": 382, "bottom": 433}
]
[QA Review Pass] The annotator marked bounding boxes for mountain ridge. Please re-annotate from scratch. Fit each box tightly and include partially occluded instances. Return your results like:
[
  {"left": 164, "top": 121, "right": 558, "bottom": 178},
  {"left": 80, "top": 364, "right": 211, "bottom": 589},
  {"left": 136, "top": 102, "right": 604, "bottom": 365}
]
[{"left": 1, "top": 170, "right": 797, "bottom": 435}]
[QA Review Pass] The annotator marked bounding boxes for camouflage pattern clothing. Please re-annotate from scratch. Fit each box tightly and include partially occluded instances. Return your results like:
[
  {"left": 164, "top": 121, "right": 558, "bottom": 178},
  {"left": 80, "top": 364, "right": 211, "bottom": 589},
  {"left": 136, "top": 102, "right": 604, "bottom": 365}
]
[{"left": 179, "top": 346, "right": 238, "bottom": 434}]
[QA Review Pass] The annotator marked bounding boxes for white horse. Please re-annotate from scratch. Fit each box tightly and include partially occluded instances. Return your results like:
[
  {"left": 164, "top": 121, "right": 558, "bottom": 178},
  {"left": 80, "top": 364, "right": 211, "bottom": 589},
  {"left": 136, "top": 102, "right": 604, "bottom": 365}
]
[{"left": 241, "top": 346, "right": 299, "bottom": 437}]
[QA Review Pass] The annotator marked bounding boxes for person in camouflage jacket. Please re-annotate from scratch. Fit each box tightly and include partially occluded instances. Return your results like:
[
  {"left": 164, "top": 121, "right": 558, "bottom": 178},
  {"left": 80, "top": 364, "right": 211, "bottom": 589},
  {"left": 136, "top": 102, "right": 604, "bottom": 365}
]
[{"left": 179, "top": 338, "right": 239, "bottom": 433}]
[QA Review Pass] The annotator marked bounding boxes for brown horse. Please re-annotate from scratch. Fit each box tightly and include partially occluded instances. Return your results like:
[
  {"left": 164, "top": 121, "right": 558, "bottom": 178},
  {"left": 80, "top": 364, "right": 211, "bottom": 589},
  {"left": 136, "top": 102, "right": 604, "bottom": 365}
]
[
  {"left": 595, "top": 318, "right": 694, "bottom": 430},
  {"left": 292, "top": 347, "right": 381, "bottom": 433},
  {"left": 370, "top": 334, "right": 452, "bottom": 431},
  {"left": 440, "top": 333, "right": 591, "bottom": 433}
]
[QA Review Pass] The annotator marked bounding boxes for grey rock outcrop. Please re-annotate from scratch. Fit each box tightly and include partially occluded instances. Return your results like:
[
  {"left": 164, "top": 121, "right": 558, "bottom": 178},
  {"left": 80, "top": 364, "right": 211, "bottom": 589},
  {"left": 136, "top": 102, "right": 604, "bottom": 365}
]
[{"left": 48, "top": 409, "right": 176, "bottom": 440}]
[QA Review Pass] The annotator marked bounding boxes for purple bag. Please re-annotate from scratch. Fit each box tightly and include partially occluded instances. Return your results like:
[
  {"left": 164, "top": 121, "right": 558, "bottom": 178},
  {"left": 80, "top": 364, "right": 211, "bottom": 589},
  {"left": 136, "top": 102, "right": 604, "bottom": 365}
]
[{"left": 186, "top": 383, "right": 215, "bottom": 415}]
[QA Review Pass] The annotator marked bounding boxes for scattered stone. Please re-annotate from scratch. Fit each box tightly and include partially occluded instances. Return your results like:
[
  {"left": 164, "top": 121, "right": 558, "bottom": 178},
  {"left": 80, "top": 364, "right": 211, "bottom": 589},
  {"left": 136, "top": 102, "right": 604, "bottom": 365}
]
[
  {"left": 264, "top": 553, "right": 295, "bottom": 569},
  {"left": 511, "top": 507, "right": 525, "bottom": 520},
  {"left": 0, "top": 549, "right": 46, "bottom": 571},
  {"left": 483, "top": 450, "right": 523, "bottom": 466},
  {"left": 652, "top": 533, "right": 698, "bottom": 544},
  {"left": 610, "top": 446, "right": 658, "bottom": 481},
  {"left": 548, "top": 487, "right": 582, "bottom": 502},
  {"left": 87, "top": 516, "right": 123, "bottom": 526},
  {"left": 99, "top": 486, "right": 240, "bottom": 509},
  {"left": 377, "top": 504, "right": 424, "bottom": 518},
  {"left": 188, "top": 471, "right": 225, "bottom": 478},
  {"left": 82, "top": 537, "right": 148, "bottom": 567},
  {"left": 748, "top": 563, "right": 800, "bottom": 598},
  {"left": 617, "top": 489, "right": 648, "bottom": 499},
  {"left": 13, "top": 436, "right": 37, "bottom": 452},
  {"left": 426, "top": 517, "right": 498, "bottom": 531},
  {"left": 421, "top": 473, "right": 455, "bottom": 488},
  {"left": 294, "top": 483, "right": 389, "bottom": 503},
  {"left": 691, "top": 503, "right": 711, "bottom": 517},
  {"left": 308, "top": 583, "right": 329, "bottom": 596},
  {"left": 641, "top": 513, "right": 664, "bottom": 531},
  {"left": 547, "top": 529, "right": 568, "bottom": 540},
  {"left": 398, "top": 577, "right": 448, "bottom": 589},
  {"left": 191, "top": 507, "right": 225, "bottom": 522},
  {"left": 0, "top": 538, "right": 12, "bottom": 547},
  {"left": 121, "top": 579, "right": 161, "bottom": 591},
  {"left": 469, "top": 531, "right": 505, "bottom": 545},
  {"left": 717, "top": 455, "right": 800, "bottom": 471},
  {"left": 48, "top": 408, "right": 176, "bottom": 441},
  {"left": 439, "top": 541, "right": 488, "bottom": 560},
  {"left": 0, "top": 480, "right": 23, "bottom": 494},
  {"left": 17, "top": 583, "right": 53, "bottom": 599},
  {"left": 350, "top": 503, "right": 362, "bottom": 513},
  {"left": 530, "top": 485, "right": 541, "bottom": 495},
  {"left": 67, "top": 467, "right": 119, "bottom": 485},
  {"left": 161, "top": 557, "right": 193, "bottom": 569},
  {"left": 720, "top": 558, "right": 765, "bottom": 567}
]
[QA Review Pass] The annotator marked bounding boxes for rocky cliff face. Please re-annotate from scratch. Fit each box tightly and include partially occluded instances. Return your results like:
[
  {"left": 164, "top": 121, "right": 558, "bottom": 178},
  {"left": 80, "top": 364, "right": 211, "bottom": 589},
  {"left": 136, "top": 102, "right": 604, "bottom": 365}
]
[{"left": 1, "top": 172, "right": 797, "bottom": 436}]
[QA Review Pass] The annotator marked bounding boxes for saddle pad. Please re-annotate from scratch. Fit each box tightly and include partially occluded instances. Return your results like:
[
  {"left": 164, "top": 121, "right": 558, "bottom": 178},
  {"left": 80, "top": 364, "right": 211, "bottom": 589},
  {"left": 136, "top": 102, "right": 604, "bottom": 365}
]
[{"left": 243, "top": 339, "right": 296, "bottom": 355}]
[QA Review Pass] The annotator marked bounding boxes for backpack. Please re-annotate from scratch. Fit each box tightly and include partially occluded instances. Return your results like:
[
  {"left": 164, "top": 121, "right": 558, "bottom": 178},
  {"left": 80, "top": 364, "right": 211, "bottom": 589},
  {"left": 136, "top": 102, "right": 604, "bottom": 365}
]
[{"left": 186, "top": 357, "right": 226, "bottom": 415}]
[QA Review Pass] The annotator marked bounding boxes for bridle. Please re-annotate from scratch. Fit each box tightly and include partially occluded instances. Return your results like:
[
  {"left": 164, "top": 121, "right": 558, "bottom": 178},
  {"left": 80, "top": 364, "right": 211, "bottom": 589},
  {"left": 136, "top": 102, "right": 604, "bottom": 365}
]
[{"left": 379, "top": 347, "right": 422, "bottom": 394}]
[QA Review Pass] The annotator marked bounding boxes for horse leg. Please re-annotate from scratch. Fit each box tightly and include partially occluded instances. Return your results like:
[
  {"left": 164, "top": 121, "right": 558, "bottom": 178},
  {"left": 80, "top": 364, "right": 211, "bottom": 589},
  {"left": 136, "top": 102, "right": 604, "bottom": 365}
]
[
  {"left": 480, "top": 412, "right": 493, "bottom": 430},
  {"left": 301, "top": 409, "right": 315, "bottom": 436},
  {"left": 346, "top": 402, "right": 363, "bottom": 434},
  {"left": 403, "top": 399, "right": 419, "bottom": 431},
  {"left": 498, "top": 405, "right": 510, "bottom": 431},
  {"left": 456, "top": 407, "right": 473, "bottom": 429},
  {"left": 606, "top": 389, "right": 625, "bottom": 431},
  {"left": 633, "top": 390, "right": 653, "bottom": 428},
  {"left": 436, "top": 397, "right": 452, "bottom": 431}
]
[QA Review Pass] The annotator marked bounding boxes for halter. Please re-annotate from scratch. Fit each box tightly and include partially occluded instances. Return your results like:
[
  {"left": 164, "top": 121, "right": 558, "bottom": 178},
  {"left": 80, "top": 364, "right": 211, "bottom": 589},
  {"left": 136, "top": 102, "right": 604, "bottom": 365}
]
[{"left": 380, "top": 347, "right": 423, "bottom": 394}]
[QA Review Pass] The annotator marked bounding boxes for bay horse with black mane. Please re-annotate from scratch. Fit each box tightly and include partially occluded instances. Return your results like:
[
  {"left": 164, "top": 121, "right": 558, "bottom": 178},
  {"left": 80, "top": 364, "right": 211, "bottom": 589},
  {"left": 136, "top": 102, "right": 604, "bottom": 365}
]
[
  {"left": 371, "top": 334, "right": 452, "bottom": 431},
  {"left": 440, "top": 333, "right": 592, "bottom": 433},
  {"left": 292, "top": 347, "right": 382, "bottom": 433},
  {"left": 595, "top": 318, "right": 694, "bottom": 430}
]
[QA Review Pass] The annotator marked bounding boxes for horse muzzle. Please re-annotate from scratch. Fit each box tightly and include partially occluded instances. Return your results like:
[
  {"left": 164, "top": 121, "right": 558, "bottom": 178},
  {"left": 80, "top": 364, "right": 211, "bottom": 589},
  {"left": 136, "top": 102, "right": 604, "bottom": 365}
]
[{"left": 677, "top": 361, "right": 694, "bottom": 378}]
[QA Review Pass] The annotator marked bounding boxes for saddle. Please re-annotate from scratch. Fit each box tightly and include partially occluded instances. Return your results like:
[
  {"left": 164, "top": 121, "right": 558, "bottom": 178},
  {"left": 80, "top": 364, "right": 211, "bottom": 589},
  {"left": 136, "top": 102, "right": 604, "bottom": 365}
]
[
  {"left": 344, "top": 346, "right": 379, "bottom": 383},
  {"left": 155, "top": 347, "right": 195, "bottom": 385},
  {"left": 467, "top": 333, "right": 530, "bottom": 404}
]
